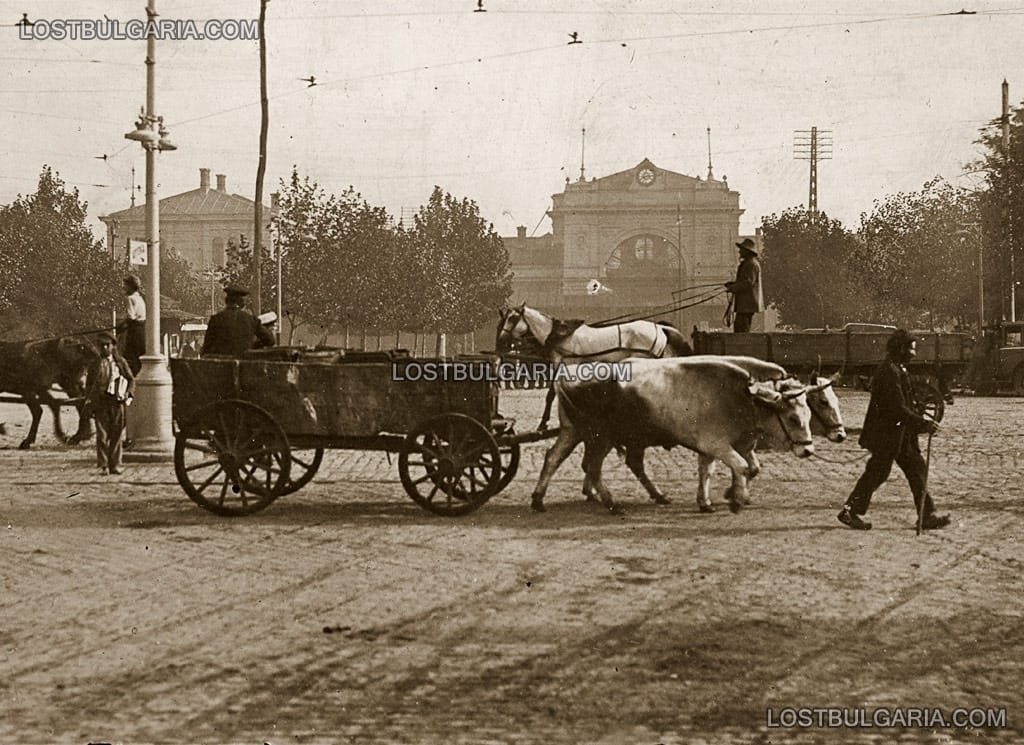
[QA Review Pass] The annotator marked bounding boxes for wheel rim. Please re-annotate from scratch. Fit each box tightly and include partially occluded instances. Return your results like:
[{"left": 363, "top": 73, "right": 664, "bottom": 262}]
[
  {"left": 278, "top": 448, "right": 325, "bottom": 495},
  {"left": 494, "top": 435, "right": 521, "bottom": 495},
  {"left": 174, "top": 400, "right": 291, "bottom": 516},
  {"left": 911, "top": 378, "right": 945, "bottom": 423},
  {"left": 399, "top": 413, "right": 500, "bottom": 516}
]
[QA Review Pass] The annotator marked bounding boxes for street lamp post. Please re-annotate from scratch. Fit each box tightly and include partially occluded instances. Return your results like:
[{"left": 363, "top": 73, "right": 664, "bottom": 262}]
[{"left": 123, "top": 0, "right": 176, "bottom": 458}]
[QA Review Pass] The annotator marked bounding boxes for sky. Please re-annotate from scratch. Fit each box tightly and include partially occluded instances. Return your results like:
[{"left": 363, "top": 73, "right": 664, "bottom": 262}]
[{"left": 1, "top": 0, "right": 1022, "bottom": 241}]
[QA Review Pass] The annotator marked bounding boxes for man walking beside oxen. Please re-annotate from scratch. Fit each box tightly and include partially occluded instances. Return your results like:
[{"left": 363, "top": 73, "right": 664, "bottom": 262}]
[{"left": 838, "top": 329, "right": 951, "bottom": 531}]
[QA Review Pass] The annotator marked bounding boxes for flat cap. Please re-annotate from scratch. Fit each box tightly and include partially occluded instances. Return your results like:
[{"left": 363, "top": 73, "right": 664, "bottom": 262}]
[{"left": 224, "top": 285, "right": 249, "bottom": 297}]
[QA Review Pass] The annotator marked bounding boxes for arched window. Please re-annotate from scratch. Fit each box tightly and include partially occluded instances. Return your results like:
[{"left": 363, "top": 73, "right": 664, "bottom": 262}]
[{"left": 634, "top": 237, "right": 655, "bottom": 261}]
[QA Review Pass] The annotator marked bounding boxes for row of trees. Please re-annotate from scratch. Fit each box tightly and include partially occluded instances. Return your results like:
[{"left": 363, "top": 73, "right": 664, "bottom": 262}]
[
  {"left": 0, "top": 166, "right": 512, "bottom": 343},
  {"left": 762, "top": 178, "right": 979, "bottom": 329},
  {"left": 762, "top": 101, "right": 1024, "bottom": 330},
  {"left": 219, "top": 171, "right": 512, "bottom": 345}
]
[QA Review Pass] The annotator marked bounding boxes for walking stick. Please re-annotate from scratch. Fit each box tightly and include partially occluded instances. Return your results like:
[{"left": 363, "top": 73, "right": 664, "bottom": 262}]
[{"left": 916, "top": 428, "right": 934, "bottom": 536}]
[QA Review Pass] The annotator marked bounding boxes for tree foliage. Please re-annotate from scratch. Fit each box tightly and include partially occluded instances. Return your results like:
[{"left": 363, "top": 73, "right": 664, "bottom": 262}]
[
  {"left": 973, "top": 104, "right": 1024, "bottom": 323},
  {"left": 407, "top": 186, "right": 512, "bottom": 334},
  {"left": 760, "top": 208, "right": 866, "bottom": 328},
  {"left": 0, "top": 166, "right": 120, "bottom": 336},
  {"left": 854, "top": 177, "right": 979, "bottom": 327}
]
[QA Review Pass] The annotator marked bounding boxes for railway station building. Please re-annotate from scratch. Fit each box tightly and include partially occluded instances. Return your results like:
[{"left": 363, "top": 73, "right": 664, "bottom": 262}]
[{"left": 500, "top": 158, "right": 769, "bottom": 333}]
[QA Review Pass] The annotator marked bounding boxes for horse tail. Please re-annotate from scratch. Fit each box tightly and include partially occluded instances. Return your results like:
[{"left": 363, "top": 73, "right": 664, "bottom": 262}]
[{"left": 657, "top": 322, "right": 693, "bottom": 357}]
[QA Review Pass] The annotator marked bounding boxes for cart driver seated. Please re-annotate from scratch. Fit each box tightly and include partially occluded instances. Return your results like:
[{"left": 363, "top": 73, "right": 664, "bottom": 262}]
[{"left": 201, "top": 285, "right": 275, "bottom": 357}]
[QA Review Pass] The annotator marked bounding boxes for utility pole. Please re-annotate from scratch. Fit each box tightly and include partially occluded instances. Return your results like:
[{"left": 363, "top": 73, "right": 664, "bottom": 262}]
[
  {"left": 122, "top": 0, "right": 177, "bottom": 456},
  {"left": 794, "top": 127, "right": 833, "bottom": 215},
  {"left": 1003, "top": 79, "right": 1015, "bottom": 321},
  {"left": 254, "top": 0, "right": 269, "bottom": 313},
  {"left": 579, "top": 127, "right": 586, "bottom": 182}
]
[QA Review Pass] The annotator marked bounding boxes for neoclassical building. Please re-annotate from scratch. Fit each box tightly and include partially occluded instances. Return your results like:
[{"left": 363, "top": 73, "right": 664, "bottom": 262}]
[
  {"left": 100, "top": 168, "right": 273, "bottom": 272},
  {"left": 502, "top": 158, "right": 764, "bottom": 332}
]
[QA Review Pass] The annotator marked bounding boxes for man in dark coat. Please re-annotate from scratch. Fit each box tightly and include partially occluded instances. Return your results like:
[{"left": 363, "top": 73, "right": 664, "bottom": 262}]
[
  {"left": 85, "top": 333, "right": 135, "bottom": 475},
  {"left": 838, "top": 329, "right": 951, "bottom": 530},
  {"left": 201, "top": 286, "right": 275, "bottom": 357},
  {"left": 724, "top": 238, "right": 763, "bottom": 333}
]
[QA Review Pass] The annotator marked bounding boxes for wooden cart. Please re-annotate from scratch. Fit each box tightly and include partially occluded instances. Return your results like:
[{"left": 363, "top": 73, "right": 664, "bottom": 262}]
[
  {"left": 169, "top": 351, "right": 545, "bottom": 518},
  {"left": 691, "top": 324, "right": 974, "bottom": 420}
]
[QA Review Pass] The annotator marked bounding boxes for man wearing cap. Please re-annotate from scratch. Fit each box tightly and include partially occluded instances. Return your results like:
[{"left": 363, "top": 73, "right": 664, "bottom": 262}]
[
  {"left": 85, "top": 333, "right": 135, "bottom": 475},
  {"left": 838, "top": 329, "right": 951, "bottom": 531},
  {"left": 724, "top": 238, "right": 764, "bottom": 333},
  {"left": 116, "top": 274, "right": 146, "bottom": 375},
  {"left": 201, "top": 286, "right": 275, "bottom": 357}
]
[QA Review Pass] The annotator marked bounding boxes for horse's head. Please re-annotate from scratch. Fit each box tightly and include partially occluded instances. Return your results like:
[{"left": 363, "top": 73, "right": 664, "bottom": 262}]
[
  {"left": 54, "top": 336, "right": 100, "bottom": 396},
  {"left": 496, "top": 303, "right": 530, "bottom": 350}
]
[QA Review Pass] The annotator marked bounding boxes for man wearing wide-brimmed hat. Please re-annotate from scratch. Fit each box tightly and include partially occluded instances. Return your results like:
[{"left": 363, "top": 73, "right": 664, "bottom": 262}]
[
  {"left": 201, "top": 285, "right": 275, "bottom": 356},
  {"left": 838, "top": 329, "right": 951, "bottom": 531},
  {"left": 723, "top": 238, "right": 763, "bottom": 333},
  {"left": 85, "top": 333, "right": 135, "bottom": 475}
]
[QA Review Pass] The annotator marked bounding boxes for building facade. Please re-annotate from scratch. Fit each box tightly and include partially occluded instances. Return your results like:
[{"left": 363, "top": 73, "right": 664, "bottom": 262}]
[
  {"left": 99, "top": 168, "right": 273, "bottom": 273},
  {"left": 501, "top": 158, "right": 765, "bottom": 332}
]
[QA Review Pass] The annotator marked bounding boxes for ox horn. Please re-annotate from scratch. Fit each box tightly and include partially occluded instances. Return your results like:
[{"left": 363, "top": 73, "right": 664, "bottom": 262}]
[{"left": 781, "top": 387, "right": 808, "bottom": 400}]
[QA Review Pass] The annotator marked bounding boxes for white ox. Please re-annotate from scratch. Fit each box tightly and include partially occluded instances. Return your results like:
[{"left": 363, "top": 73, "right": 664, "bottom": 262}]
[
  {"left": 578, "top": 356, "right": 846, "bottom": 512},
  {"left": 530, "top": 357, "right": 819, "bottom": 515}
]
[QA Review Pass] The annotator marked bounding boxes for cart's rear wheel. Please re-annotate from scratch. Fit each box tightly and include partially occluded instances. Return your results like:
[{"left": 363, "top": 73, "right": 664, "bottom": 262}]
[
  {"left": 399, "top": 413, "right": 500, "bottom": 516},
  {"left": 278, "top": 448, "right": 325, "bottom": 495},
  {"left": 174, "top": 399, "right": 291, "bottom": 516}
]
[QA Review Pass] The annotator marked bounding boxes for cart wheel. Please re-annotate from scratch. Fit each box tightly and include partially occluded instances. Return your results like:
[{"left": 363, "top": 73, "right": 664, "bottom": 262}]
[
  {"left": 399, "top": 413, "right": 501, "bottom": 516},
  {"left": 911, "top": 377, "right": 945, "bottom": 424},
  {"left": 494, "top": 435, "right": 521, "bottom": 496},
  {"left": 174, "top": 399, "right": 292, "bottom": 516},
  {"left": 278, "top": 448, "right": 325, "bottom": 496}
]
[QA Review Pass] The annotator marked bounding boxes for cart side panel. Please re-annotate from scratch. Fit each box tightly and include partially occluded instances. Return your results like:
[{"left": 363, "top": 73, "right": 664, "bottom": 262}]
[
  {"left": 691, "top": 332, "right": 772, "bottom": 360},
  {"left": 169, "top": 358, "right": 237, "bottom": 428},
  {"left": 769, "top": 333, "right": 846, "bottom": 368},
  {"left": 172, "top": 357, "right": 497, "bottom": 438}
]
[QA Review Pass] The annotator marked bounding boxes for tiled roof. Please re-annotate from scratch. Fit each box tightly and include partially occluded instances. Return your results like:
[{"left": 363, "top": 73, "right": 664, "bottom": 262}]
[{"left": 102, "top": 188, "right": 269, "bottom": 220}]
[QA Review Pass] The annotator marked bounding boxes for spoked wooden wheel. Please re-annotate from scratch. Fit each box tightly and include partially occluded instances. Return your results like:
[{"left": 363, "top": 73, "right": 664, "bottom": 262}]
[
  {"left": 399, "top": 413, "right": 501, "bottom": 516},
  {"left": 173, "top": 400, "right": 292, "bottom": 516},
  {"left": 494, "top": 434, "right": 521, "bottom": 496},
  {"left": 278, "top": 448, "right": 325, "bottom": 496},
  {"left": 911, "top": 377, "right": 945, "bottom": 423}
]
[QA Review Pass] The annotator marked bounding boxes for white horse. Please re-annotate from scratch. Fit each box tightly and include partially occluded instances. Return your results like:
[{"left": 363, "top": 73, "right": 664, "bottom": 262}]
[{"left": 496, "top": 303, "right": 693, "bottom": 430}]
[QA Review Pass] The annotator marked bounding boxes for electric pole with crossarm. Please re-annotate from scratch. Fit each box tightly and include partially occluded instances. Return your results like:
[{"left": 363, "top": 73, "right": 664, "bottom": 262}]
[{"left": 794, "top": 127, "right": 833, "bottom": 216}]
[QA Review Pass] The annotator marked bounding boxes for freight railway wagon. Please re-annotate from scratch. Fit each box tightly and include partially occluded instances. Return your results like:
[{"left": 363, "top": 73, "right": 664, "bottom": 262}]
[
  {"left": 691, "top": 324, "right": 974, "bottom": 421},
  {"left": 169, "top": 350, "right": 553, "bottom": 518}
]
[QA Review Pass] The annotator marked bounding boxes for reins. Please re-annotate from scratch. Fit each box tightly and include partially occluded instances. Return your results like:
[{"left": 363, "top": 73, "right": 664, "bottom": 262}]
[{"left": 13, "top": 325, "right": 118, "bottom": 347}]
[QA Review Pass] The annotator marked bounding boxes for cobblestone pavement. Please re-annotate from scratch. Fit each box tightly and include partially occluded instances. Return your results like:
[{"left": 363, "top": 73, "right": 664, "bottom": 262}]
[{"left": 1, "top": 389, "right": 1022, "bottom": 744}]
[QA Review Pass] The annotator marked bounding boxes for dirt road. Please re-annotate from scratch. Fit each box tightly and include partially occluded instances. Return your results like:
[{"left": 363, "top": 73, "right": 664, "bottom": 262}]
[{"left": 1, "top": 390, "right": 1022, "bottom": 744}]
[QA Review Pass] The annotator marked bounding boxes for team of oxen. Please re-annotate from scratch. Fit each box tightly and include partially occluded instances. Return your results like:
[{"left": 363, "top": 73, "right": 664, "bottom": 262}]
[{"left": 496, "top": 304, "right": 846, "bottom": 515}]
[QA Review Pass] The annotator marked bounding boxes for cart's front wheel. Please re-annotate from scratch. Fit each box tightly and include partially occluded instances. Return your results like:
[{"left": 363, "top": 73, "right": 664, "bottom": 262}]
[
  {"left": 278, "top": 448, "right": 325, "bottom": 495},
  {"left": 174, "top": 400, "right": 291, "bottom": 516},
  {"left": 399, "top": 413, "right": 500, "bottom": 516},
  {"left": 911, "top": 377, "right": 945, "bottom": 423},
  {"left": 494, "top": 435, "right": 521, "bottom": 496}
]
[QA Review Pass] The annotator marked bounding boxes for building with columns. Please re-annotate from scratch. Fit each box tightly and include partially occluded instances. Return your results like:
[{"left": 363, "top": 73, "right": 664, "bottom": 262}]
[
  {"left": 99, "top": 168, "right": 273, "bottom": 273},
  {"left": 502, "top": 158, "right": 766, "bottom": 332}
]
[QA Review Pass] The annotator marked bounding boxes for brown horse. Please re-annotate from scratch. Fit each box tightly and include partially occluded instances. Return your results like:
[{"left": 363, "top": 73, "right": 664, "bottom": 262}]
[{"left": 0, "top": 336, "right": 98, "bottom": 448}]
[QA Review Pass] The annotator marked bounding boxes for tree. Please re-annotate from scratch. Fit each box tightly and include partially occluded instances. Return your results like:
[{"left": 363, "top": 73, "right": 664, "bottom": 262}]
[
  {"left": 160, "top": 245, "right": 210, "bottom": 317},
  {"left": 408, "top": 186, "right": 513, "bottom": 337},
  {"left": 973, "top": 104, "right": 1024, "bottom": 323},
  {"left": 759, "top": 208, "right": 866, "bottom": 328},
  {"left": 855, "top": 178, "right": 979, "bottom": 327},
  {"left": 0, "top": 166, "right": 119, "bottom": 336}
]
